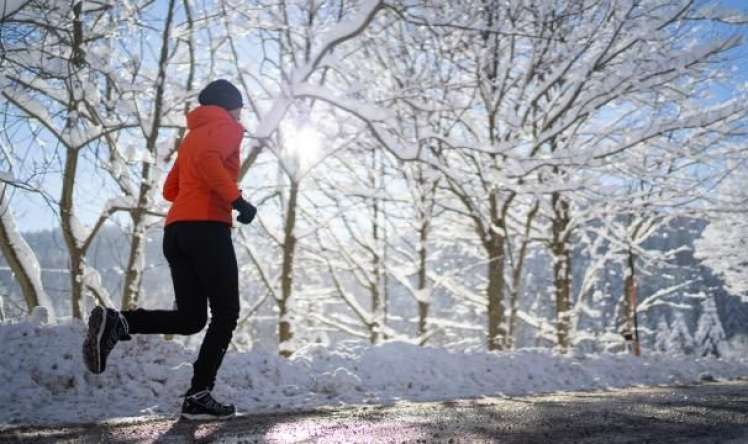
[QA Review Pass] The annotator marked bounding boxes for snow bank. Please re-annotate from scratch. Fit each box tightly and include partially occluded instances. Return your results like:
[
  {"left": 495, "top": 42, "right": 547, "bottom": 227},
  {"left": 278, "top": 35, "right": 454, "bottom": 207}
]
[{"left": 2, "top": 318, "right": 748, "bottom": 426}]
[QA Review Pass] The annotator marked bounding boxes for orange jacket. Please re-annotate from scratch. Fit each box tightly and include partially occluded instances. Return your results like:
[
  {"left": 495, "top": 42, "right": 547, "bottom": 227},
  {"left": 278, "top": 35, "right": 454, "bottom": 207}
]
[{"left": 163, "top": 105, "right": 244, "bottom": 226}]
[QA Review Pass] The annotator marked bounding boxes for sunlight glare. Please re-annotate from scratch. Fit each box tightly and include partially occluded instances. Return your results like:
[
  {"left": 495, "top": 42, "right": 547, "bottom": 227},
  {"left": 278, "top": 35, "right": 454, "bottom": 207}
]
[{"left": 282, "top": 122, "right": 323, "bottom": 174}]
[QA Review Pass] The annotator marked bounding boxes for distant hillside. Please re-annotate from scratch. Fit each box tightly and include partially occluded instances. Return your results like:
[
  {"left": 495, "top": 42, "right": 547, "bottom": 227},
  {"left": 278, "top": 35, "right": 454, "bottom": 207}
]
[{"left": 1, "top": 217, "right": 747, "bottom": 349}]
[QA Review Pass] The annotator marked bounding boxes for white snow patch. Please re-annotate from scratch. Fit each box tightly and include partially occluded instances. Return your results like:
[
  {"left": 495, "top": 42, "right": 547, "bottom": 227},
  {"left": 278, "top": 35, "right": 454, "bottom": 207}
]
[{"left": 1, "top": 319, "right": 747, "bottom": 426}]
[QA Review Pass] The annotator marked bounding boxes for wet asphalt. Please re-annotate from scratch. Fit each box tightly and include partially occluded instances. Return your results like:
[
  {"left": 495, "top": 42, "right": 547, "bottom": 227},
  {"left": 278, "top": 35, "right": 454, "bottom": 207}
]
[{"left": 2, "top": 380, "right": 748, "bottom": 443}]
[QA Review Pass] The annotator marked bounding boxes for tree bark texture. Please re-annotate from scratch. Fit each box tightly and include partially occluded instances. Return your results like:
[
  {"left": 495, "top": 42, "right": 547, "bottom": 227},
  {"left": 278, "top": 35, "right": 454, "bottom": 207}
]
[
  {"left": 551, "top": 191, "right": 572, "bottom": 351},
  {"left": 486, "top": 231, "right": 507, "bottom": 351},
  {"left": 279, "top": 180, "right": 299, "bottom": 357}
]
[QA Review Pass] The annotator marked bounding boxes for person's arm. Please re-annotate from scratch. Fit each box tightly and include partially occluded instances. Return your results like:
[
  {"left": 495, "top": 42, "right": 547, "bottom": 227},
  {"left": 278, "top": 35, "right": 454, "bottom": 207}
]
[
  {"left": 163, "top": 158, "right": 180, "bottom": 202},
  {"left": 196, "top": 123, "right": 242, "bottom": 203}
]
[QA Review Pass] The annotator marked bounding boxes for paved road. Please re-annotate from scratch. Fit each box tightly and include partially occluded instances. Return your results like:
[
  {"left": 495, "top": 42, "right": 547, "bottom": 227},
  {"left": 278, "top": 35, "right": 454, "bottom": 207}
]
[{"left": 3, "top": 380, "right": 748, "bottom": 443}]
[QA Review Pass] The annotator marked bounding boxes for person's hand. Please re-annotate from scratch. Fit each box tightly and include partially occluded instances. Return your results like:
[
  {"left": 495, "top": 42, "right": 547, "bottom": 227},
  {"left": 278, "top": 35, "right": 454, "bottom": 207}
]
[{"left": 232, "top": 196, "right": 257, "bottom": 225}]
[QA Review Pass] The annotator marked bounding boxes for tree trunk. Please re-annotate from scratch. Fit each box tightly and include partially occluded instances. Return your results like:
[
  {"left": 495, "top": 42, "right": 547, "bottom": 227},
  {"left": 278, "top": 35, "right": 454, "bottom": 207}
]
[
  {"left": 122, "top": 0, "right": 175, "bottom": 310},
  {"left": 618, "top": 247, "right": 639, "bottom": 355},
  {"left": 551, "top": 191, "right": 572, "bottom": 351},
  {"left": 278, "top": 296, "right": 291, "bottom": 354},
  {"left": 369, "top": 148, "right": 385, "bottom": 344},
  {"left": 417, "top": 216, "right": 430, "bottom": 341},
  {"left": 507, "top": 261, "right": 523, "bottom": 349},
  {"left": 486, "top": 231, "right": 507, "bottom": 351},
  {"left": 121, "top": 203, "right": 147, "bottom": 310},
  {"left": 0, "top": 183, "right": 55, "bottom": 318},
  {"left": 61, "top": 2, "right": 86, "bottom": 319},
  {"left": 279, "top": 180, "right": 299, "bottom": 357},
  {"left": 71, "top": 2, "right": 85, "bottom": 68},
  {"left": 369, "top": 284, "right": 382, "bottom": 344},
  {"left": 60, "top": 147, "right": 85, "bottom": 319},
  {"left": 70, "top": 255, "right": 85, "bottom": 319},
  {"left": 59, "top": 145, "right": 115, "bottom": 317},
  {"left": 120, "top": 143, "right": 156, "bottom": 311}
]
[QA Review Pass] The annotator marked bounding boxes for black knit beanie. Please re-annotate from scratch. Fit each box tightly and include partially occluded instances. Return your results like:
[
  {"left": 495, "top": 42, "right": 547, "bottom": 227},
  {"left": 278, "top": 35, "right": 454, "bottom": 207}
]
[{"left": 198, "top": 79, "right": 243, "bottom": 111}]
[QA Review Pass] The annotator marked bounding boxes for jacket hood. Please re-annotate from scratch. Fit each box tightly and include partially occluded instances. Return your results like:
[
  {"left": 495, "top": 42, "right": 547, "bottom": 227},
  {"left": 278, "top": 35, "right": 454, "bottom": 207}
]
[{"left": 186, "top": 105, "right": 241, "bottom": 130}]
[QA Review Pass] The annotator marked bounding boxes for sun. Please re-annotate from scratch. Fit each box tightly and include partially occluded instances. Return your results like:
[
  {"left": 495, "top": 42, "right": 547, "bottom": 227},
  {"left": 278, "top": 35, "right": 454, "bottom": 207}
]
[{"left": 281, "top": 121, "right": 323, "bottom": 175}]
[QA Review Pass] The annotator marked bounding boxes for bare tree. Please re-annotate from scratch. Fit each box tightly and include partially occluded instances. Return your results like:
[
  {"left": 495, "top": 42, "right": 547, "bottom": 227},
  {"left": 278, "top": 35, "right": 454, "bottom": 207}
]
[
  {"left": 220, "top": 0, "right": 387, "bottom": 355},
  {"left": 390, "top": 0, "right": 747, "bottom": 351},
  {"left": 0, "top": 179, "right": 55, "bottom": 318}
]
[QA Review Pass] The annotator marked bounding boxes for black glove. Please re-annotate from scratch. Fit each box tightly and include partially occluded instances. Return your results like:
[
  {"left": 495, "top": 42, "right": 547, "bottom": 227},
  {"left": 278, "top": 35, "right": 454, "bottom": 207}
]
[{"left": 232, "top": 196, "right": 257, "bottom": 225}]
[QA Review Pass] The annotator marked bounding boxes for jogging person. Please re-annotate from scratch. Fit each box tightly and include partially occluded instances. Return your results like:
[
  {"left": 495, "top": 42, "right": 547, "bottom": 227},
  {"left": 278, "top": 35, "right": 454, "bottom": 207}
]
[{"left": 82, "top": 79, "right": 257, "bottom": 419}]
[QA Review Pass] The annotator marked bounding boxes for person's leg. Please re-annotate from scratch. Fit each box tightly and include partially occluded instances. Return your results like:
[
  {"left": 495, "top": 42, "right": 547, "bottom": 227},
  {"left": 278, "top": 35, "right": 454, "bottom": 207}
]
[
  {"left": 83, "top": 223, "right": 210, "bottom": 374},
  {"left": 178, "top": 222, "right": 240, "bottom": 394},
  {"left": 121, "top": 223, "right": 208, "bottom": 336}
]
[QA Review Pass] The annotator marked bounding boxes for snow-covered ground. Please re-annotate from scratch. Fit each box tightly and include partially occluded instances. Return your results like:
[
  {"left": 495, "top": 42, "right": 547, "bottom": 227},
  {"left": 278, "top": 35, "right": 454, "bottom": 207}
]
[{"left": 2, "top": 315, "right": 748, "bottom": 427}]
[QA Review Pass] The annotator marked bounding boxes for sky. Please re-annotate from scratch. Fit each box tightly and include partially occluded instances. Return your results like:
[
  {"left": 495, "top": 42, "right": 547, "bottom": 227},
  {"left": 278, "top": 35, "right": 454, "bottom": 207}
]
[{"left": 6, "top": 0, "right": 748, "bottom": 234}]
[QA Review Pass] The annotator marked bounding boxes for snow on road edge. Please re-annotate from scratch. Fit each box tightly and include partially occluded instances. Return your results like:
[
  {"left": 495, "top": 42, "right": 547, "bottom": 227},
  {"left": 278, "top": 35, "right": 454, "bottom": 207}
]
[{"left": 2, "top": 318, "right": 747, "bottom": 426}]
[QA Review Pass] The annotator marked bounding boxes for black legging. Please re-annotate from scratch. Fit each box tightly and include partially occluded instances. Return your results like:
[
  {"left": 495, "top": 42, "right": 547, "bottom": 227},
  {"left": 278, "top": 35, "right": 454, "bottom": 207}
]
[{"left": 122, "top": 221, "right": 240, "bottom": 393}]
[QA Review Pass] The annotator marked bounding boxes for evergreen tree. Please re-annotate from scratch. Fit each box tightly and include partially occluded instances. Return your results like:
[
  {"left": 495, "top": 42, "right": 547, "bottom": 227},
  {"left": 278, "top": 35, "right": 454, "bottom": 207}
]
[
  {"left": 653, "top": 317, "right": 670, "bottom": 352},
  {"left": 694, "top": 296, "right": 727, "bottom": 357},
  {"left": 667, "top": 312, "right": 694, "bottom": 354}
]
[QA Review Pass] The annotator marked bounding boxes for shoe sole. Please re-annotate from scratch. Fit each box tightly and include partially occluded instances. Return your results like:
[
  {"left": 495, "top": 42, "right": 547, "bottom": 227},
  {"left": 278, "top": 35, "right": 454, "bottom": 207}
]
[
  {"left": 180, "top": 412, "right": 236, "bottom": 421},
  {"left": 82, "top": 306, "right": 106, "bottom": 374}
]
